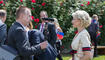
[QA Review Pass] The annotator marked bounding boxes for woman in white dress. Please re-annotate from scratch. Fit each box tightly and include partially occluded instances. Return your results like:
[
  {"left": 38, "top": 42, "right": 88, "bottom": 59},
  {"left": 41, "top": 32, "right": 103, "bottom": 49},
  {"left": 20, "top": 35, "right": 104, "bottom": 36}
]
[{"left": 70, "top": 10, "right": 93, "bottom": 60}]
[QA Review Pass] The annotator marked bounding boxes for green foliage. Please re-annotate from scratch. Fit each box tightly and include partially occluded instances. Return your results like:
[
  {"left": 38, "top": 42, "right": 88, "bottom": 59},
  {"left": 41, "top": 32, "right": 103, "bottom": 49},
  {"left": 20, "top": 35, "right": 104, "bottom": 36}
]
[
  {"left": 1, "top": 0, "right": 105, "bottom": 48},
  {"left": 93, "top": 55, "right": 105, "bottom": 60},
  {"left": 56, "top": 54, "right": 71, "bottom": 60}
]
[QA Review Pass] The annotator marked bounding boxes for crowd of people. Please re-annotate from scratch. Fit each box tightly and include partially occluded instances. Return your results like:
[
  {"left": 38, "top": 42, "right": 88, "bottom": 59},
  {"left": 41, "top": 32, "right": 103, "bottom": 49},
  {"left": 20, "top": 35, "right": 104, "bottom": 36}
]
[{"left": 0, "top": 6, "right": 100, "bottom": 60}]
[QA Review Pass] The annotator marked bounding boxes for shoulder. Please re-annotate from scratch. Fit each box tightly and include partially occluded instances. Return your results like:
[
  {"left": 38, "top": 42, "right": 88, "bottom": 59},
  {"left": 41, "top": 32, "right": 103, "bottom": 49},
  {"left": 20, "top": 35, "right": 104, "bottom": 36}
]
[
  {"left": 79, "top": 29, "right": 91, "bottom": 42},
  {"left": 79, "top": 29, "right": 89, "bottom": 36},
  {"left": 30, "top": 29, "right": 40, "bottom": 33},
  {"left": 14, "top": 27, "right": 24, "bottom": 33},
  {"left": 48, "top": 23, "right": 55, "bottom": 28},
  {"left": 16, "top": 26, "right": 24, "bottom": 30},
  {"left": 79, "top": 29, "right": 90, "bottom": 40},
  {"left": 0, "top": 24, "right": 7, "bottom": 29},
  {"left": 29, "top": 29, "right": 41, "bottom": 35},
  {"left": 48, "top": 22, "right": 54, "bottom": 26},
  {"left": 10, "top": 23, "right": 25, "bottom": 35}
]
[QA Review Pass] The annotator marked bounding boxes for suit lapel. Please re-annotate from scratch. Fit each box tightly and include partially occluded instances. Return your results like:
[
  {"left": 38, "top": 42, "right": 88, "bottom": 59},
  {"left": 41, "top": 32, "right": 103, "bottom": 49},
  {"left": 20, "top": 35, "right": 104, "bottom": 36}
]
[{"left": 14, "top": 22, "right": 25, "bottom": 30}]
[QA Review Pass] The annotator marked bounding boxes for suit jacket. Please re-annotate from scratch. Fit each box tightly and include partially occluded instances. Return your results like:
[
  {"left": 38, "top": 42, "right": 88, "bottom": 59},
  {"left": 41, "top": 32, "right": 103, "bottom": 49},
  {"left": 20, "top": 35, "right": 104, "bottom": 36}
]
[
  {"left": 7, "top": 22, "right": 42, "bottom": 60},
  {"left": 87, "top": 20, "right": 99, "bottom": 41},
  {"left": 28, "top": 29, "right": 58, "bottom": 60},
  {"left": 87, "top": 20, "right": 99, "bottom": 34},
  {"left": 38, "top": 22, "right": 57, "bottom": 48},
  {"left": 0, "top": 22, "right": 7, "bottom": 45}
]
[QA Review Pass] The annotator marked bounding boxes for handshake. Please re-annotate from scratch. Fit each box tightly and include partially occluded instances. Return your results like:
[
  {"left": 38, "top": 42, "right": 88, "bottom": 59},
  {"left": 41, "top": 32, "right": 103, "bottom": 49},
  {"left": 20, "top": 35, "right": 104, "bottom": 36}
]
[{"left": 40, "top": 41, "right": 48, "bottom": 49}]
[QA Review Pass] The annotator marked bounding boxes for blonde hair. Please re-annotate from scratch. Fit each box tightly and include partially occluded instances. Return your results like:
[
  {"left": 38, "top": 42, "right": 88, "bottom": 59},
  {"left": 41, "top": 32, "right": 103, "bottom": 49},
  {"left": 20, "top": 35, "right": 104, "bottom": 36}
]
[
  {"left": 53, "top": 18, "right": 59, "bottom": 27},
  {"left": 72, "top": 10, "right": 91, "bottom": 28},
  {"left": 27, "top": 21, "right": 33, "bottom": 30},
  {"left": 53, "top": 18, "right": 62, "bottom": 32}
]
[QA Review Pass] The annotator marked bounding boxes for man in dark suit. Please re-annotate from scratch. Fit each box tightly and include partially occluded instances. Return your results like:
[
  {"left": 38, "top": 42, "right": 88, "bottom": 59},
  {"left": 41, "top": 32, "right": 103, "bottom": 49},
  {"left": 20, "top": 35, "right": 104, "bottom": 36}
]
[
  {"left": 87, "top": 14, "right": 99, "bottom": 57},
  {"left": 0, "top": 10, "right": 7, "bottom": 45},
  {"left": 7, "top": 6, "right": 48, "bottom": 60},
  {"left": 38, "top": 11, "right": 57, "bottom": 48},
  {"left": 28, "top": 29, "right": 58, "bottom": 60}
]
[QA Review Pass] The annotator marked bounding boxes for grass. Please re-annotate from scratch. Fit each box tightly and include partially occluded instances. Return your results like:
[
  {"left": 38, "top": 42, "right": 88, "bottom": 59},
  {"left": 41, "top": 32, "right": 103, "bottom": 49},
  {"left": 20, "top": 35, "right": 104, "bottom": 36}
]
[
  {"left": 56, "top": 54, "right": 105, "bottom": 60},
  {"left": 56, "top": 54, "right": 71, "bottom": 60},
  {"left": 93, "top": 55, "right": 105, "bottom": 60}
]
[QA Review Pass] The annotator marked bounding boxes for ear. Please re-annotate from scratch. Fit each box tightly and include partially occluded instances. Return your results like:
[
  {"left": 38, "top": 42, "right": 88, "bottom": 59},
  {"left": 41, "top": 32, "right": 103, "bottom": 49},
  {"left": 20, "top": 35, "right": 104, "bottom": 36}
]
[{"left": 20, "top": 13, "right": 25, "bottom": 19}]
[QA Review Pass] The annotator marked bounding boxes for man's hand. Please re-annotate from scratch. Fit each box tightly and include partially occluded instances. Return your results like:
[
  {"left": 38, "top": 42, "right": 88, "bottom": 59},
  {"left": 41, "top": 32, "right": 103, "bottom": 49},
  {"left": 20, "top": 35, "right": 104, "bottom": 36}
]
[{"left": 40, "top": 41, "right": 48, "bottom": 49}]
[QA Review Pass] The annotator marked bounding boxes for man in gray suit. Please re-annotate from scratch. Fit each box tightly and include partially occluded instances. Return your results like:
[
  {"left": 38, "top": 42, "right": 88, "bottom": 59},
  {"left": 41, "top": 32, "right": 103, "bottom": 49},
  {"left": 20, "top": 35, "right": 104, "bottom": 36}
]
[
  {"left": 0, "top": 10, "right": 7, "bottom": 45},
  {"left": 7, "top": 6, "right": 48, "bottom": 60}
]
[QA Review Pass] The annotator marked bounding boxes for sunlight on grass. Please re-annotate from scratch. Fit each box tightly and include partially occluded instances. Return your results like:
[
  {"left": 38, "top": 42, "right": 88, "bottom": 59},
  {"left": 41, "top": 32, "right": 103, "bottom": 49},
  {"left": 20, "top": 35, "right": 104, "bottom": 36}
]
[
  {"left": 93, "top": 55, "right": 105, "bottom": 60},
  {"left": 56, "top": 54, "right": 105, "bottom": 60},
  {"left": 56, "top": 54, "right": 71, "bottom": 60}
]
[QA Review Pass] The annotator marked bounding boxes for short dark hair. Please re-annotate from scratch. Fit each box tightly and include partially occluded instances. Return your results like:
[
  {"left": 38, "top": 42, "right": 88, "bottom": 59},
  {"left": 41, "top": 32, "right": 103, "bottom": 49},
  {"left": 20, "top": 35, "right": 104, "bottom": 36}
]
[
  {"left": 16, "top": 6, "right": 30, "bottom": 19},
  {"left": 0, "top": 10, "right": 6, "bottom": 18}
]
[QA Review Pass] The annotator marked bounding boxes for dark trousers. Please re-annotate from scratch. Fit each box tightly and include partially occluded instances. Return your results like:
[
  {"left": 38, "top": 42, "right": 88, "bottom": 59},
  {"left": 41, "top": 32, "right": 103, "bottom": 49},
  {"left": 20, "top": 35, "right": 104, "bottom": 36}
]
[
  {"left": 93, "top": 38, "right": 98, "bottom": 57},
  {"left": 89, "top": 32, "right": 98, "bottom": 57},
  {"left": 56, "top": 42, "right": 63, "bottom": 60},
  {"left": 57, "top": 54, "right": 63, "bottom": 60}
]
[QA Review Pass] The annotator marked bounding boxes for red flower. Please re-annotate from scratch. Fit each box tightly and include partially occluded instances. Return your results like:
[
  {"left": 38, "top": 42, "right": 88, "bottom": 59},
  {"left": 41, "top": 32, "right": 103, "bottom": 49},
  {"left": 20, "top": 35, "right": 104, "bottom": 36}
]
[
  {"left": 31, "top": 16, "right": 34, "bottom": 20},
  {"left": 60, "top": 2, "right": 63, "bottom": 6},
  {"left": 74, "top": 30, "right": 78, "bottom": 34},
  {"left": 99, "top": 25, "right": 103, "bottom": 28},
  {"left": 42, "top": 2, "right": 46, "bottom": 6},
  {"left": 32, "top": 7, "right": 35, "bottom": 10},
  {"left": 31, "top": 0, "right": 36, "bottom": 3},
  {"left": 80, "top": 4, "right": 84, "bottom": 6},
  {"left": 87, "top": 1, "right": 90, "bottom": 5},
  {"left": 35, "top": 25, "right": 37, "bottom": 29},
  {"left": 20, "top": 0, "right": 23, "bottom": 2},
  {"left": 39, "top": 5, "right": 41, "bottom": 7},
  {"left": 3, "top": 3, "right": 5, "bottom": 6},
  {"left": 0, "top": 1, "right": 3, "bottom": 4},
  {"left": 34, "top": 18, "right": 39, "bottom": 23}
]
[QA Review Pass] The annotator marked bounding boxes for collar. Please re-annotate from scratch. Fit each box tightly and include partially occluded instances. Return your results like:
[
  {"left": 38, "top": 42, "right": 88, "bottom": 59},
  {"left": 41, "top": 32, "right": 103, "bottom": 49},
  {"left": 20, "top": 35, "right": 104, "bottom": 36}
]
[{"left": 16, "top": 21, "right": 27, "bottom": 30}]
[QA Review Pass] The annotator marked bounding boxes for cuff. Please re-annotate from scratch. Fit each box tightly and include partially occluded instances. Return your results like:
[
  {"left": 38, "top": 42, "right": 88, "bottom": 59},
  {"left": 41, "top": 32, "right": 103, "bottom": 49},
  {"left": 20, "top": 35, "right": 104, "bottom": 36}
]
[
  {"left": 70, "top": 50, "right": 77, "bottom": 55},
  {"left": 82, "top": 47, "right": 91, "bottom": 51},
  {"left": 33, "top": 44, "right": 43, "bottom": 55}
]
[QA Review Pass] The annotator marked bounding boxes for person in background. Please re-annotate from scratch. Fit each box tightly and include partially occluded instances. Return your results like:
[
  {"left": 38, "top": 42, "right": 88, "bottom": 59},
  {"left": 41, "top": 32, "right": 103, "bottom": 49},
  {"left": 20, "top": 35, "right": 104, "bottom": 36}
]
[
  {"left": 87, "top": 14, "right": 100, "bottom": 57},
  {"left": 53, "top": 18, "right": 63, "bottom": 60},
  {"left": 27, "top": 21, "right": 58, "bottom": 60},
  {"left": 7, "top": 6, "right": 47, "bottom": 60},
  {"left": 0, "top": 9, "right": 7, "bottom": 45},
  {"left": 26, "top": 22, "right": 33, "bottom": 31},
  {"left": 70, "top": 10, "right": 93, "bottom": 60},
  {"left": 38, "top": 11, "right": 57, "bottom": 48}
]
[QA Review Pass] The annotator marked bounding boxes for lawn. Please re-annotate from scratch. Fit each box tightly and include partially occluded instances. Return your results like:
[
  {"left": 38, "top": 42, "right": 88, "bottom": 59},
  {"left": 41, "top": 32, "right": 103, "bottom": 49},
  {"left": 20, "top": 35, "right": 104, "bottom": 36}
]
[
  {"left": 93, "top": 55, "right": 105, "bottom": 60},
  {"left": 56, "top": 54, "right": 71, "bottom": 60},
  {"left": 56, "top": 54, "right": 105, "bottom": 60}
]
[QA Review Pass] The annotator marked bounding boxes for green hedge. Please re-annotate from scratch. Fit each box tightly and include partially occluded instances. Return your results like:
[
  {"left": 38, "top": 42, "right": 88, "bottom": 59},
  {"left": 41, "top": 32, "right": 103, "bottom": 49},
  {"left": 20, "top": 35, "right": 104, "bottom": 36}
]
[{"left": 1, "top": 0, "right": 105, "bottom": 49}]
